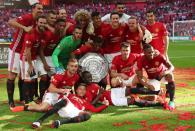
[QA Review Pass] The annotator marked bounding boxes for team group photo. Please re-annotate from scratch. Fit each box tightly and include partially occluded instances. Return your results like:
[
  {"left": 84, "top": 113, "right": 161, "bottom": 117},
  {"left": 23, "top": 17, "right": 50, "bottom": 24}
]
[{"left": 0, "top": 0, "right": 194, "bottom": 130}]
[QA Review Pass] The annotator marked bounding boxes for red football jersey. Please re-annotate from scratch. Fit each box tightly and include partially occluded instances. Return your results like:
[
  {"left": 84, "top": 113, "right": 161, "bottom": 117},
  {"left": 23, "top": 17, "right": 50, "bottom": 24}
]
[
  {"left": 111, "top": 53, "right": 141, "bottom": 77},
  {"left": 125, "top": 29, "right": 143, "bottom": 54},
  {"left": 51, "top": 70, "right": 80, "bottom": 88},
  {"left": 94, "top": 22, "right": 110, "bottom": 37},
  {"left": 85, "top": 83, "right": 101, "bottom": 103},
  {"left": 43, "top": 30, "right": 61, "bottom": 56},
  {"left": 10, "top": 13, "right": 36, "bottom": 53},
  {"left": 66, "top": 94, "right": 107, "bottom": 113},
  {"left": 73, "top": 44, "right": 103, "bottom": 55},
  {"left": 101, "top": 24, "right": 127, "bottom": 54},
  {"left": 99, "top": 90, "right": 113, "bottom": 105},
  {"left": 137, "top": 54, "right": 167, "bottom": 79},
  {"left": 67, "top": 94, "right": 85, "bottom": 110},
  {"left": 20, "top": 28, "right": 46, "bottom": 60},
  {"left": 146, "top": 22, "right": 168, "bottom": 54}
]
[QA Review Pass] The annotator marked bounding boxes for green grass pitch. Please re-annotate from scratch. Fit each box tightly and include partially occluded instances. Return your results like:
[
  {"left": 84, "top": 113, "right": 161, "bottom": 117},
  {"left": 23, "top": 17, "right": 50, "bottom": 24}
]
[{"left": 0, "top": 40, "right": 195, "bottom": 131}]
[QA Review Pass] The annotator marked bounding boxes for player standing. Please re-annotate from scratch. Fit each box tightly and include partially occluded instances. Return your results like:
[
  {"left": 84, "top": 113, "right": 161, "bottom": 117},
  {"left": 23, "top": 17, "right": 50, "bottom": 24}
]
[
  {"left": 101, "top": 2, "right": 130, "bottom": 23},
  {"left": 125, "top": 16, "right": 152, "bottom": 54},
  {"left": 7, "top": 3, "right": 43, "bottom": 108},
  {"left": 20, "top": 15, "right": 47, "bottom": 104},
  {"left": 102, "top": 12, "right": 127, "bottom": 66},
  {"left": 145, "top": 10, "right": 169, "bottom": 60},
  {"left": 37, "top": 18, "right": 65, "bottom": 100}
]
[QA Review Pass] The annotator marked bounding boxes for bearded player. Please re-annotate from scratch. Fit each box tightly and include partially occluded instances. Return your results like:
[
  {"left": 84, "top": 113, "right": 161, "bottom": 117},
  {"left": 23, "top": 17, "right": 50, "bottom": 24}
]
[
  {"left": 137, "top": 44, "right": 176, "bottom": 110},
  {"left": 145, "top": 10, "right": 169, "bottom": 60},
  {"left": 21, "top": 58, "right": 80, "bottom": 112},
  {"left": 37, "top": 18, "right": 65, "bottom": 100},
  {"left": 7, "top": 2, "right": 43, "bottom": 108},
  {"left": 102, "top": 12, "right": 127, "bottom": 66},
  {"left": 19, "top": 15, "right": 47, "bottom": 104}
]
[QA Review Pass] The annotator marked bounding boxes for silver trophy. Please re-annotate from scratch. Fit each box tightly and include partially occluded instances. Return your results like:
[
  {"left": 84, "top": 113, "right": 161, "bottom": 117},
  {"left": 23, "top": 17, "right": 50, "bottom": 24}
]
[{"left": 79, "top": 53, "right": 109, "bottom": 83}]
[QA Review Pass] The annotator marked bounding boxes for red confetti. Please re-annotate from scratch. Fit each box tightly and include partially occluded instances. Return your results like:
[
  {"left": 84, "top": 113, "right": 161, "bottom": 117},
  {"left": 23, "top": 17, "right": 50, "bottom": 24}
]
[
  {"left": 174, "top": 125, "right": 192, "bottom": 131},
  {"left": 176, "top": 83, "right": 188, "bottom": 87},
  {"left": 178, "top": 112, "right": 193, "bottom": 121},
  {"left": 123, "top": 120, "right": 133, "bottom": 125},
  {"left": 0, "top": 74, "right": 7, "bottom": 79},
  {"left": 150, "top": 123, "right": 167, "bottom": 131},
  {"left": 139, "top": 120, "right": 148, "bottom": 127},
  {"left": 112, "top": 122, "right": 124, "bottom": 127}
]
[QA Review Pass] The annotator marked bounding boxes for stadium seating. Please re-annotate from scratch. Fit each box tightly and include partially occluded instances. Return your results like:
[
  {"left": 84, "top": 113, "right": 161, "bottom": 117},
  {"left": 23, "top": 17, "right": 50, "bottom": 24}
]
[{"left": 0, "top": 0, "right": 193, "bottom": 39}]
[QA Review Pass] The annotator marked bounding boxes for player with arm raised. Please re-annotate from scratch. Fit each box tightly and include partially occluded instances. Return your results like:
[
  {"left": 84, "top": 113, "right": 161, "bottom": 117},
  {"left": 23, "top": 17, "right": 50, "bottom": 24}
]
[
  {"left": 6, "top": 2, "right": 43, "bottom": 108},
  {"left": 102, "top": 12, "right": 127, "bottom": 66},
  {"left": 125, "top": 16, "right": 152, "bottom": 54}
]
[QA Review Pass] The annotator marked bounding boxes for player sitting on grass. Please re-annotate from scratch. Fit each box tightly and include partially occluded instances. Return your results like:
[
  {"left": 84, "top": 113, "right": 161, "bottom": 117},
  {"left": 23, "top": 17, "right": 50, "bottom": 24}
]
[
  {"left": 137, "top": 44, "right": 175, "bottom": 110},
  {"left": 81, "top": 71, "right": 162, "bottom": 106},
  {"left": 31, "top": 83, "right": 108, "bottom": 129}
]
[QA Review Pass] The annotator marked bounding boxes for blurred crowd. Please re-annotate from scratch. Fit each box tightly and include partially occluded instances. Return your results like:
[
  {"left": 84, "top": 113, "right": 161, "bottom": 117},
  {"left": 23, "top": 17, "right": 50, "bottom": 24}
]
[{"left": 0, "top": 0, "right": 193, "bottom": 40}]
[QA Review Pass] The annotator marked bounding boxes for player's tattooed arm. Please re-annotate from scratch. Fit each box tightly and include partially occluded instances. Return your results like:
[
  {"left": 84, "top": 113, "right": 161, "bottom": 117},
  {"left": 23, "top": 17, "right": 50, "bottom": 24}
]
[
  {"left": 8, "top": 18, "right": 32, "bottom": 33},
  {"left": 161, "top": 60, "right": 174, "bottom": 77},
  {"left": 163, "top": 35, "right": 169, "bottom": 61},
  {"left": 138, "top": 23, "right": 144, "bottom": 40},
  {"left": 25, "top": 47, "right": 34, "bottom": 75},
  {"left": 111, "top": 70, "right": 128, "bottom": 80},
  {"left": 91, "top": 88, "right": 104, "bottom": 105},
  {"left": 39, "top": 45, "right": 50, "bottom": 71}
]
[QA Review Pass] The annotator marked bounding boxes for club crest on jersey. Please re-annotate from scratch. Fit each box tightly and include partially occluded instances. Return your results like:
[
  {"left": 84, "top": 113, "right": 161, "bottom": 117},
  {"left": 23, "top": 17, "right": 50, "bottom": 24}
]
[
  {"left": 155, "top": 61, "right": 159, "bottom": 66},
  {"left": 119, "top": 31, "right": 123, "bottom": 35},
  {"left": 62, "top": 81, "right": 66, "bottom": 84},
  {"left": 155, "top": 28, "right": 159, "bottom": 33},
  {"left": 135, "top": 37, "right": 139, "bottom": 40}
]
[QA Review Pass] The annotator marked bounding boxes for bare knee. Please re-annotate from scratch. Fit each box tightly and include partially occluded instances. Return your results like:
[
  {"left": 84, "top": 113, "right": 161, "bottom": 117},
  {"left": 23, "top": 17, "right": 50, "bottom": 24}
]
[
  {"left": 111, "top": 78, "right": 121, "bottom": 87},
  {"left": 165, "top": 74, "right": 173, "bottom": 82},
  {"left": 8, "top": 72, "right": 17, "bottom": 80}
]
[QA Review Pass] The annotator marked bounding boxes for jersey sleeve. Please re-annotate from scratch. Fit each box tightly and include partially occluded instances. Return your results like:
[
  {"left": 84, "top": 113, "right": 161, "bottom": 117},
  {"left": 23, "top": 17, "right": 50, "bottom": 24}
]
[
  {"left": 137, "top": 57, "right": 143, "bottom": 71},
  {"left": 66, "top": 24, "right": 75, "bottom": 35},
  {"left": 101, "top": 14, "right": 110, "bottom": 22},
  {"left": 50, "top": 74, "right": 64, "bottom": 87},
  {"left": 52, "top": 38, "right": 67, "bottom": 67},
  {"left": 161, "top": 23, "right": 168, "bottom": 36},
  {"left": 110, "top": 56, "right": 118, "bottom": 71},
  {"left": 84, "top": 101, "right": 107, "bottom": 113},
  {"left": 16, "top": 14, "right": 31, "bottom": 26},
  {"left": 72, "top": 44, "right": 92, "bottom": 55}
]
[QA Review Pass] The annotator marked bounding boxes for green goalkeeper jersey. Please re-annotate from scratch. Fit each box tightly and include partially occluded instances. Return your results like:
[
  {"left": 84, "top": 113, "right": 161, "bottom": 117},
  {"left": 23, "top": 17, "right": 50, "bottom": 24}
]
[{"left": 52, "top": 35, "right": 81, "bottom": 69}]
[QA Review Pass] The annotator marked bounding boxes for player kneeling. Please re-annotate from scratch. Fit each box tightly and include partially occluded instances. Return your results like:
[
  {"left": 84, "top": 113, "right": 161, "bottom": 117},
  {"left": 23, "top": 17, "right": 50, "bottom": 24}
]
[{"left": 137, "top": 44, "right": 176, "bottom": 110}]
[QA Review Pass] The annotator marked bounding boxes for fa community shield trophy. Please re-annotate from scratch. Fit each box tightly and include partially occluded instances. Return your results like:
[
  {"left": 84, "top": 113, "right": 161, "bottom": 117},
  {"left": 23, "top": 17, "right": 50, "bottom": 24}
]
[{"left": 79, "top": 53, "right": 109, "bottom": 83}]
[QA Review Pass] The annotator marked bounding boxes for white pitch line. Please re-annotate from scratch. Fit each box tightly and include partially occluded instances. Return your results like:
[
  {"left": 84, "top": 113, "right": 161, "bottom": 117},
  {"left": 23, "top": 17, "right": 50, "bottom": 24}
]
[{"left": 170, "top": 56, "right": 195, "bottom": 59}]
